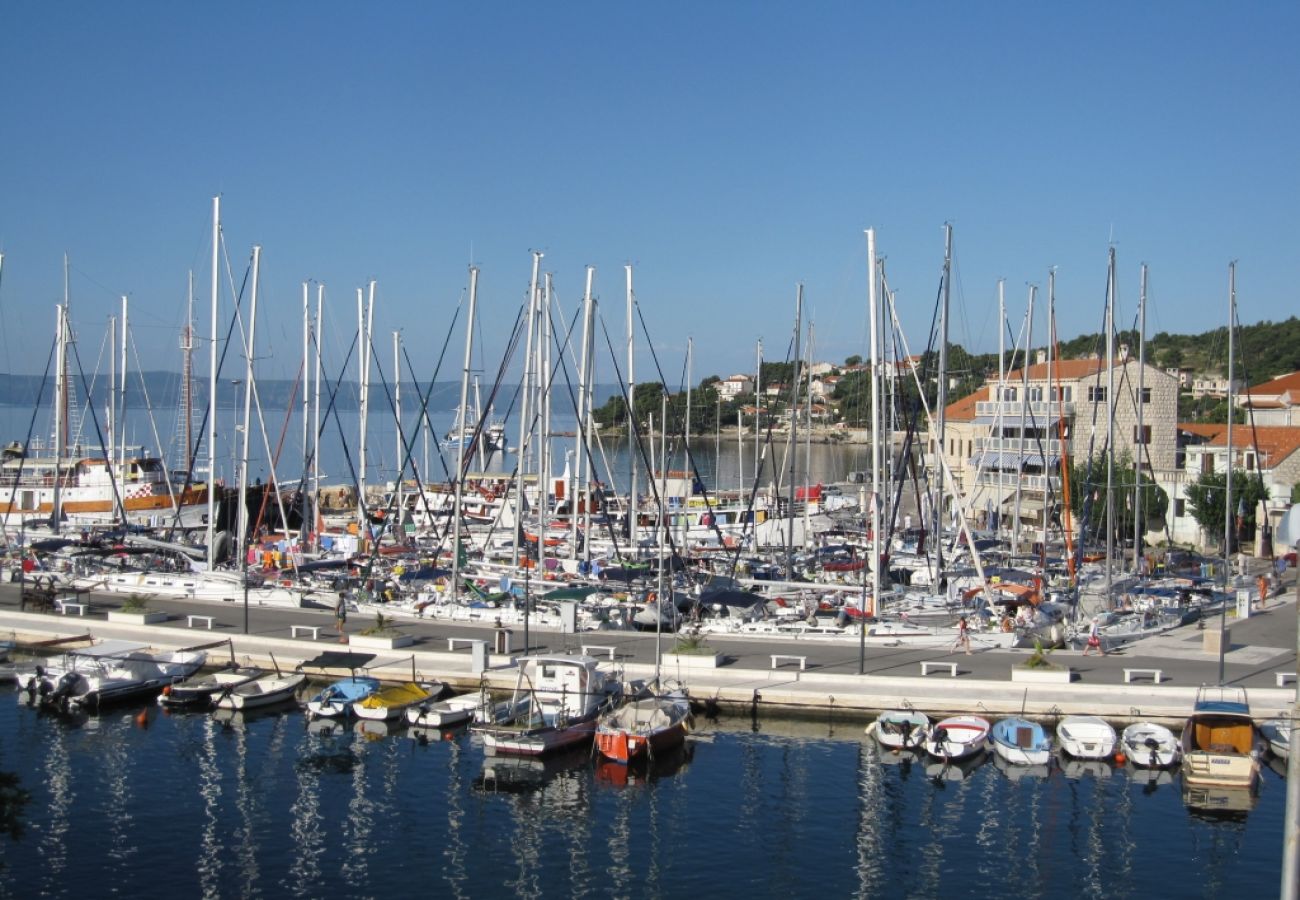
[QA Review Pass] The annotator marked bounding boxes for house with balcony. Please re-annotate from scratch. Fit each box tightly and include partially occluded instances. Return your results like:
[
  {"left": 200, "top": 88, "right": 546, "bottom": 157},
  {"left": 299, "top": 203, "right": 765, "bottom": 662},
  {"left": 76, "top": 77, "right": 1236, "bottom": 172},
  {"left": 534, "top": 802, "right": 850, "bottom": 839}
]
[
  {"left": 937, "top": 358, "right": 1178, "bottom": 536},
  {"left": 718, "top": 374, "right": 754, "bottom": 400}
]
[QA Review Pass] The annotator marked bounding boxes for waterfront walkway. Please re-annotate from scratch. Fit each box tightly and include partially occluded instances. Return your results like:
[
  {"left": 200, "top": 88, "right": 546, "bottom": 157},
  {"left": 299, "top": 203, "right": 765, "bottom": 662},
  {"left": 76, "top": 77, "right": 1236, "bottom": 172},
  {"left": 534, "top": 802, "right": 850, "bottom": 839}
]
[{"left": 2, "top": 568, "right": 1296, "bottom": 725}]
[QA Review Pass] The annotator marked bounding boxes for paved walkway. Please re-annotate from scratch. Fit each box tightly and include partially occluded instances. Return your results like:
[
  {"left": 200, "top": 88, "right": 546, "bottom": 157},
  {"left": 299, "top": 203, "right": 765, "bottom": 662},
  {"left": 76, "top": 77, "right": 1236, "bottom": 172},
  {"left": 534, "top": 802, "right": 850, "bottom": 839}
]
[{"left": 2, "top": 571, "right": 1296, "bottom": 725}]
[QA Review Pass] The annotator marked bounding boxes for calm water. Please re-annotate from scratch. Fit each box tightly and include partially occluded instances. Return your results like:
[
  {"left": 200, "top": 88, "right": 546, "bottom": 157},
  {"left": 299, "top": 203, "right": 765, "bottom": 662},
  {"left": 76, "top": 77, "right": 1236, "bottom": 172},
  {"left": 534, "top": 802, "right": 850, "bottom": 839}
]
[{"left": 0, "top": 692, "right": 1284, "bottom": 899}]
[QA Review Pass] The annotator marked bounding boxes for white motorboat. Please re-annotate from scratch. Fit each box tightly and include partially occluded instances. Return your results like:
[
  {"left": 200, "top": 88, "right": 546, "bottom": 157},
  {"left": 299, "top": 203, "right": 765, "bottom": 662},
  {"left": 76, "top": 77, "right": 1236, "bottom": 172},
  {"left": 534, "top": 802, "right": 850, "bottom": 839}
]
[
  {"left": 406, "top": 692, "right": 487, "bottom": 728},
  {"left": 23, "top": 640, "right": 207, "bottom": 710},
  {"left": 1180, "top": 686, "right": 1265, "bottom": 789},
  {"left": 868, "top": 710, "right": 931, "bottom": 752},
  {"left": 923, "top": 715, "right": 990, "bottom": 761},
  {"left": 1056, "top": 715, "right": 1117, "bottom": 760},
  {"left": 1258, "top": 718, "right": 1291, "bottom": 759},
  {"left": 1120, "top": 722, "right": 1180, "bottom": 768}
]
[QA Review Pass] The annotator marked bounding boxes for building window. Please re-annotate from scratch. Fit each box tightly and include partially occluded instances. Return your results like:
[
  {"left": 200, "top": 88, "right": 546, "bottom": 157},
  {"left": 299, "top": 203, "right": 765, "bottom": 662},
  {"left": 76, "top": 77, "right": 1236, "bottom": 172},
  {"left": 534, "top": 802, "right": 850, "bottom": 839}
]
[
  {"left": 1002, "top": 387, "right": 1017, "bottom": 402},
  {"left": 1175, "top": 499, "right": 1185, "bottom": 517},
  {"left": 1088, "top": 386, "right": 1107, "bottom": 403},
  {"left": 1201, "top": 454, "right": 1214, "bottom": 474},
  {"left": 1141, "top": 387, "right": 1152, "bottom": 403},
  {"left": 1245, "top": 452, "right": 1256, "bottom": 471},
  {"left": 1029, "top": 386, "right": 1044, "bottom": 402},
  {"left": 1132, "top": 425, "right": 1151, "bottom": 445},
  {"left": 1058, "top": 386, "right": 1073, "bottom": 402}
]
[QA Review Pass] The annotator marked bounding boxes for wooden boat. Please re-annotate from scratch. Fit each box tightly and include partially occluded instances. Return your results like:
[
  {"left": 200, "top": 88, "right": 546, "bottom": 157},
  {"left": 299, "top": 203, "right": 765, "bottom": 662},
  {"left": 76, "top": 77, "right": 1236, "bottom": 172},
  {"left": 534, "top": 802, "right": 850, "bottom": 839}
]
[
  {"left": 1120, "top": 722, "right": 1180, "bottom": 768},
  {"left": 594, "top": 693, "right": 692, "bottom": 764},
  {"left": 353, "top": 681, "right": 443, "bottom": 721},
  {"left": 1056, "top": 715, "right": 1117, "bottom": 760},
  {"left": 305, "top": 676, "right": 381, "bottom": 718},
  {"left": 990, "top": 717, "right": 1053, "bottom": 767},
  {"left": 406, "top": 691, "right": 487, "bottom": 728},
  {"left": 160, "top": 665, "right": 265, "bottom": 709},
  {"left": 1257, "top": 718, "right": 1291, "bottom": 760},
  {"left": 214, "top": 672, "right": 307, "bottom": 711},
  {"left": 1180, "top": 686, "right": 1264, "bottom": 788},
  {"left": 923, "top": 715, "right": 990, "bottom": 762},
  {"left": 868, "top": 710, "right": 931, "bottom": 752},
  {"left": 474, "top": 655, "right": 618, "bottom": 756}
]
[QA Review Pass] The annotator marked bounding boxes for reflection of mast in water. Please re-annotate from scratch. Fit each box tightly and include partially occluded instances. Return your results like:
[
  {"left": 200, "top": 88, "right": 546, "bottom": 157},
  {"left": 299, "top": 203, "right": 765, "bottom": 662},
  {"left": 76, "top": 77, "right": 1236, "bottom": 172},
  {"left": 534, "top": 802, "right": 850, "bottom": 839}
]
[
  {"left": 102, "top": 715, "right": 138, "bottom": 870},
  {"left": 606, "top": 778, "right": 632, "bottom": 898},
  {"left": 440, "top": 738, "right": 469, "bottom": 900},
  {"left": 340, "top": 728, "right": 375, "bottom": 890},
  {"left": 286, "top": 723, "right": 327, "bottom": 891},
  {"left": 196, "top": 716, "right": 225, "bottom": 896},
  {"left": 38, "top": 721, "right": 74, "bottom": 891},
  {"left": 971, "top": 748, "right": 1002, "bottom": 884},
  {"left": 853, "top": 739, "right": 887, "bottom": 895},
  {"left": 227, "top": 713, "right": 263, "bottom": 895}
]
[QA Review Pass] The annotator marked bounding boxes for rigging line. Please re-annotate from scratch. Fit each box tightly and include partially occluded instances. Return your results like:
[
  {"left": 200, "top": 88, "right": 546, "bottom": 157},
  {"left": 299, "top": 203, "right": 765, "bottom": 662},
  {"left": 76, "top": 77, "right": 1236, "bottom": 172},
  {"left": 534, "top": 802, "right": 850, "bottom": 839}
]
[
  {"left": 127, "top": 326, "right": 183, "bottom": 519},
  {"left": 66, "top": 338, "right": 129, "bottom": 525},
  {"left": 249, "top": 360, "right": 304, "bottom": 549},
  {"left": 0, "top": 337, "right": 57, "bottom": 540}
]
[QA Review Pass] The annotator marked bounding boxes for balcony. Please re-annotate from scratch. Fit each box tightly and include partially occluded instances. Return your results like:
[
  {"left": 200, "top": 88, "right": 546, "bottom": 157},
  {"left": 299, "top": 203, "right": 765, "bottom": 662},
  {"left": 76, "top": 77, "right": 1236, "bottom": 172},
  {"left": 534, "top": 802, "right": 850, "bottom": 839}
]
[
  {"left": 975, "top": 400, "right": 1074, "bottom": 420},
  {"left": 974, "top": 437, "right": 1065, "bottom": 456}
]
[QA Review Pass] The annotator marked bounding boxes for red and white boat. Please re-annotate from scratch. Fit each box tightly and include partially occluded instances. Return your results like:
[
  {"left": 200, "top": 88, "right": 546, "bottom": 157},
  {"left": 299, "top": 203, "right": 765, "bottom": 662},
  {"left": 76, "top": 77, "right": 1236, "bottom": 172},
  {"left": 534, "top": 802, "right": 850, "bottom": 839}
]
[
  {"left": 923, "top": 715, "right": 991, "bottom": 761},
  {"left": 595, "top": 692, "right": 692, "bottom": 764}
]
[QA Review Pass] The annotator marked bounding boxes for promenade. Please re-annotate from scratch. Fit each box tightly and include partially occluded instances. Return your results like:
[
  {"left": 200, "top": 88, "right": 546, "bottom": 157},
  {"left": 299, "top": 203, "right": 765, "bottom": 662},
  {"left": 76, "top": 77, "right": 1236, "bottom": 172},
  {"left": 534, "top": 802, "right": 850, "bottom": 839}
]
[{"left": 2, "top": 570, "right": 1296, "bottom": 726}]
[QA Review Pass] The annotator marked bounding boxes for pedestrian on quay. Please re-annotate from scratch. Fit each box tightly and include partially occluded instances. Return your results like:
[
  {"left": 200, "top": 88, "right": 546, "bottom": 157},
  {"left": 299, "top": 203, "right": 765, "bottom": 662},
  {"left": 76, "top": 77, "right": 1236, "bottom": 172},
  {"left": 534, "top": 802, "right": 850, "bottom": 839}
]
[
  {"left": 335, "top": 591, "right": 349, "bottom": 643},
  {"left": 1083, "top": 617, "right": 1104, "bottom": 656},
  {"left": 955, "top": 615, "right": 971, "bottom": 655}
]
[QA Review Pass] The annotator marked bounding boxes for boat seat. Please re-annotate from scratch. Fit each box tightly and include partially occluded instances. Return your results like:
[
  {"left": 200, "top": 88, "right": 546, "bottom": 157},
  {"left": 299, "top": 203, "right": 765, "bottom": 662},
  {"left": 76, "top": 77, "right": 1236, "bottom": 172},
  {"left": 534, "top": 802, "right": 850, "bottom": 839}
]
[{"left": 1015, "top": 726, "right": 1035, "bottom": 749}]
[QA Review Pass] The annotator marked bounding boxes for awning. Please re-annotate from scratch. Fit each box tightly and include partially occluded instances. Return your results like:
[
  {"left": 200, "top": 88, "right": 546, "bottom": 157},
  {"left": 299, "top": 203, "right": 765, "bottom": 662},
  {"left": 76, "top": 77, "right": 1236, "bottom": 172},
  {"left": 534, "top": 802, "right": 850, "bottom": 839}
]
[
  {"left": 1023, "top": 454, "right": 1061, "bottom": 468},
  {"left": 1003, "top": 498, "right": 1046, "bottom": 512},
  {"left": 970, "top": 452, "right": 1023, "bottom": 470}
]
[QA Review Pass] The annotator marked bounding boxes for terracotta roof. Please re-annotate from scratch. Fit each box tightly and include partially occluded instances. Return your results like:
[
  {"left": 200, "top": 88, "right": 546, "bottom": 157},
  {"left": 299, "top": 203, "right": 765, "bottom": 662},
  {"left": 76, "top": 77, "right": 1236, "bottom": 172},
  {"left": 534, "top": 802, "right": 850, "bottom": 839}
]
[
  {"left": 1179, "top": 422, "right": 1228, "bottom": 439},
  {"left": 1005, "top": 358, "right": 1105, "bottom": 381},
  {"left": 1242, "top": 371, "right": 1300, "bottom": 397},
  {"left": 944, "top": 388, "right": 986, "bottom": 422},
  {"left": 1207, "top": 425, "right": 1300, "bottom": 467}
]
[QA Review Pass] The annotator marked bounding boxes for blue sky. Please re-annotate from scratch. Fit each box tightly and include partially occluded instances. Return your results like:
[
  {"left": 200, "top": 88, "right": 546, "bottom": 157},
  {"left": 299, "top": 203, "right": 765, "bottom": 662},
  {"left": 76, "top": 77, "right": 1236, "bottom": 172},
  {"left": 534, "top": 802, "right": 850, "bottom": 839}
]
[{"left": 0, "top": 3, "right": 1295, "bottom": 390}]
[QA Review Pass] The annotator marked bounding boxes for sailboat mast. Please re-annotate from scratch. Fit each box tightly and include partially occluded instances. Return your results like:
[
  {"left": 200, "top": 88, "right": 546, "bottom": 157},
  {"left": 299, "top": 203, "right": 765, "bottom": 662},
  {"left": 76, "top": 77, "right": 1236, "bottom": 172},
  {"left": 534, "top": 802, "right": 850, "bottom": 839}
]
[
  {"left": 53, "top": 300, "right": 66, "bottom": 534},
  {"left": 935, "top": 225, "right": 952, "bottom": 576},
  {"left": 312, "top": 285, "right": 324, "bottom": 552},
  {"left": 119, "top": 295, "right": 128, "bottom": 473},
  {"left": 1105, "top": 247, "right": 1117, "bottom": 607},
  {"left": 1135, "top": 264, "right": 1148, "bottom": 569},
  {"left": 206, "top": 196, "right": 219, "bottom": 568},
  {"left": 997, "top": 279, "right": 1005, "bottom": 538},
  {"left": 512, "top": 252, "right": 541, "bottom": 569},
  {"left": 451, "top": 266, "right": 478, "bottom": 602},
  {"left": 786, "top": 284, "right": 802, "bottom": 577},
  {"left": 1041, "top": 270, "right": 1055, "bottom": 567},
  {"left": 625, "top": 265, "right": 637, "bottom": 546},
  {"left": 865, "top": 228, "right": 880, "bottom": 667},
  {"left": 572, "top": 266, "right": 595, "bottom": 559},
  {"left": 1219, "top": 261, "right": 1236, "bottom": 685},
  {"left": 236, "top": 246, "right": 260, "bottom": 570},
  {"left": 1014, "top": 284, "right": 1036, "bottom": 556}
]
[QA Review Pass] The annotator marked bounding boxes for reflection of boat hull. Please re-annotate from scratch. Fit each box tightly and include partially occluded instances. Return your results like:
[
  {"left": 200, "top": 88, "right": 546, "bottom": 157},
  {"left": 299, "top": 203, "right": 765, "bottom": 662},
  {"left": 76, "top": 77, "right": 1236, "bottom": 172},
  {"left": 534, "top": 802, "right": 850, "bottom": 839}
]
[
  {"left": 925, "top": 749, "right": 987, "bottom": 781},
  {"left": 474, "top": 745, "right": 590, "bottom": 793},
  {"left": 1183, "top": 783, "right": 1258, "bottom": 816}
]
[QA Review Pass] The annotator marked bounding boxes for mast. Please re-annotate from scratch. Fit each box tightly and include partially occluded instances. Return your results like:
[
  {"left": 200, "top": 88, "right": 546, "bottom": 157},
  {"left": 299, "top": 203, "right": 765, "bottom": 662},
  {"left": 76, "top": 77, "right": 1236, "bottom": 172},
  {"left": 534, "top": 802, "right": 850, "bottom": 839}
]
[
  {"left": 451, "top": 266, "right": 478, "bottom": 604},
  {"left": 625, "top": 265, "right": 637, "bottom": 547},
  {"left": 1014, "top": 283, "right": 1036, "bottom": 556},
  {"left": 205, "top": 196, "right": 219, "bottom": 568},
  {"left": 313, "top": 285, "right": 324, "bottom": 553},
  {"left": 1041, "top": 271, "right": 1055, "bottom": 569},
  {"left": 302, "top": 282, "right": 311, "bottom": 550},
  {"left": 1105, "top": 247, "right": 1117, "bottom": 608},
  {"left": 1219, "top": 261, "right": 1236, "bottom": 685},
  {"left": 1134, "top": 264, "right": 1148, "bottom": 570},
  {"left": 53, "top": 300, "right": 66, "bottom": 534},
  {"left": 786, "top": 284, "right": 802, "bottom": 577},
  {"left": 572, "top": 266, "right": 594, "bottom": 559},
  {"left": 236, "top": 246, "right": 260, "bottom": 577},
  {"left": 512, "top": 252, "right": 541, "bottom": 569},
  {"left": 863, "top": 228, "right": 880, "bottom": 673},
  {"left": 119, "top": 295, "right": 128, "bottom": 474},
  {"left": 394, "top": 329, "right": 404, "bottom": 530},
  {"left": 754, "top": 338, "right": 762, "bottom": 492},
  {"left": 997, "top": 279, "right": 1005, "bottom": 538},
  {"left": 934, "top": 224, "right": 952, "bottom": 579},
  {"left": 357, "top": 282, "right": 376, "bottom": 539}
]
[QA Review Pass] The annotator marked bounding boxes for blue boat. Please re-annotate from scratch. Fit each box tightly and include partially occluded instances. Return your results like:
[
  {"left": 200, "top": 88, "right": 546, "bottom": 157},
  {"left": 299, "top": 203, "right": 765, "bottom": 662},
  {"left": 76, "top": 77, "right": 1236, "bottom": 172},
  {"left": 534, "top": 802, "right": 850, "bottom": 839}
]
[
  {"left": 990, "top": 717, "right": 1053, "bottom": 767},
  {"left": 305, "top": 676, "right": 381, "bottom": 718}
]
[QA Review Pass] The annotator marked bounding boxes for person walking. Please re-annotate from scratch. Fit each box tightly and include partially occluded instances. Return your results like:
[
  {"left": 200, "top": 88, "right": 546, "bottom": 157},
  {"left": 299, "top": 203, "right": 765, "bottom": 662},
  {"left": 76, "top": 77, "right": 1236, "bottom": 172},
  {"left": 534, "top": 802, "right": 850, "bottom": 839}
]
[
  {"left": 955, "top": 615, "right": 972, "bottom": 655},
  {"left": 1083, "top": 617, "right": 1104, "bottom": 656},
  {"left": 335, "top": 591, "right": 349, "bottom": 643}
]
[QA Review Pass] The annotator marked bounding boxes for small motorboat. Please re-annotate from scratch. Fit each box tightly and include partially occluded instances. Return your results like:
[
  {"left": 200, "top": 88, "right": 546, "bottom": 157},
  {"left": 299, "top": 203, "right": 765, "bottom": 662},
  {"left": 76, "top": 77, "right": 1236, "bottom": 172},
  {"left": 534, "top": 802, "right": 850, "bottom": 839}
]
[
  {"left": 407, "top": 691, "right": 490, "bottom": 728},
  {"left": 1258, "top": 718, "right": 1291, "bottom": 760},
  {"left": 214, "top": 672, "right": 307, "bottom": 711},
  {"left": 595, "top": 692, "right": 692, "bottom": 764},
  {"left": 923, "top": 715, "right": 990, "bottom": 761},
  {"left": 305, "top": 676, "right": 382, "bottom": 718},
  {"left": 160, "top": 665, "right": 265, "bottom": 709},
  {"left": 1181, "top": 686, "right": 1265, "bottom": 788},
  {"left": 1056, "top": 715, "right": 1117, "bottom": 760},
  {"left": 353, "top": 681, "right": 444, "bottom": 721},
  {"left": 990, "top": 717, "right": 1053, "bottom": 767},
  {"left": 23, "top": 640, "right": 207, "bottom": 710},
  {"left": 868, "top": 710, "right": 931, "bottom": 752},
  {"left": 1120, "top": 722, "right": 1181, "bottom": 768}
]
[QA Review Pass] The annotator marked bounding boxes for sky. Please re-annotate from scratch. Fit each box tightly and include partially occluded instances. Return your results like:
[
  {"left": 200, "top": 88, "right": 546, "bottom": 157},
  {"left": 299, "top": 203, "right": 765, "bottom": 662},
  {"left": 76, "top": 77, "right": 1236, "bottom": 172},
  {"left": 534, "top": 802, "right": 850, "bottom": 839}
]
[{"left": 0, "top": 2, "right": 1295, "bottom": 392}]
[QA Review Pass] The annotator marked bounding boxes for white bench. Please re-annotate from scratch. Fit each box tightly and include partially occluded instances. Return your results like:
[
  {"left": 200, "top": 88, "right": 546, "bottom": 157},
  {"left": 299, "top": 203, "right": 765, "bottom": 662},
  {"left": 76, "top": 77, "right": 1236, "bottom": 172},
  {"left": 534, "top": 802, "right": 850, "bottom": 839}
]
[
  {"left": 291, "top": 624, "right": 321, "bottom": 640},
  {"left": 1276, "top": 672, "right": 1297, "bottom": 687},
  {"left": 448, "top": 637, "right": 485, "bottom": 651},
  {"left": 770, "top": 654, "right": 807, "bottom": 670},
  {"left": 1124, "top": 667, "right": 1164, "bottom": 684},
  {"left": 582, "top": 644, "right": 617, "bottom": 660},
  {"left": 920, "top": 661, "right": 958, "bottom": 677},
  {"left": 187, "top": 614, "right": 214, "bottom": 630},
  {"left": 56, "top": 600, "right": 87, "bottom": 616}
]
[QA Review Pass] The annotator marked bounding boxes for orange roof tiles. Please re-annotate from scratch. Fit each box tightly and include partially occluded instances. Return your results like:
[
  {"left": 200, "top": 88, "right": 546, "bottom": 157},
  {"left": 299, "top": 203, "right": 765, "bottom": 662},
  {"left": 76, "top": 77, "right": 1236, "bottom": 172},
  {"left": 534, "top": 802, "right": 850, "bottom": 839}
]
[{"left": 1207, "top": 425, "right": 1300, "bottom": 466}]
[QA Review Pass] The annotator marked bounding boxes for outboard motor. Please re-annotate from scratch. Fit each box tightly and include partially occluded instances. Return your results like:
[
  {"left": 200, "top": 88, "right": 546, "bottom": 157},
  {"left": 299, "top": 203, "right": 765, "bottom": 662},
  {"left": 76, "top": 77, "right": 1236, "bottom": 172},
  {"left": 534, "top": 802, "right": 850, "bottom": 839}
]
[
  {"left": 23, "top": 665, "right": 47, "bottom": 697},
  {"left": 50, "top": 671, "right": 80, "bottom": 708}
]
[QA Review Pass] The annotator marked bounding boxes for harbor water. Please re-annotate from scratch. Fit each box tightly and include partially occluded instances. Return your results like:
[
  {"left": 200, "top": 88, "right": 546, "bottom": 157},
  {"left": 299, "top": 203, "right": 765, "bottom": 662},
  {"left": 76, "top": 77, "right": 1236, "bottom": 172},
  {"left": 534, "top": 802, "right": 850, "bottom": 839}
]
[{"left": 0, "top": 694, "right": 1283, "bottom": 898}]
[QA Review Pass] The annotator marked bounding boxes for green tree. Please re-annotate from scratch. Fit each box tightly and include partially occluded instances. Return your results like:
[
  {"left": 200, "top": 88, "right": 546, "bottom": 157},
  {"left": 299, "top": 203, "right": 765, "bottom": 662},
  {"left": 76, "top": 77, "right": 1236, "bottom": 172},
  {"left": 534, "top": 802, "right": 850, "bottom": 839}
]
[
  {"left": 1184, "top": 469, "right": 1270, "bottom": 546},
  {"left": 1068, "top": 452, "right": 1169, "bottom": 540}
]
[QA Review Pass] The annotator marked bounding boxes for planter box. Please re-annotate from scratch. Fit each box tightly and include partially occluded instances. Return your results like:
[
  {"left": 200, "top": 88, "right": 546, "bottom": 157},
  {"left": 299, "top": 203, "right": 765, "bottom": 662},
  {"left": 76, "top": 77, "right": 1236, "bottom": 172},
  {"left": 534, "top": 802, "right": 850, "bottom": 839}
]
[
  {"left": 107, "top": 610, "right": 169, "bottom": 625},
  {"left": 662, "top": 651, "right": 722, "bottom": 670},
  {"left": 1011, "top": 665, "right": 1072, "bottom": 684},
  {"left": 349, "top": 633, "right": 415, "bottom": 650}
]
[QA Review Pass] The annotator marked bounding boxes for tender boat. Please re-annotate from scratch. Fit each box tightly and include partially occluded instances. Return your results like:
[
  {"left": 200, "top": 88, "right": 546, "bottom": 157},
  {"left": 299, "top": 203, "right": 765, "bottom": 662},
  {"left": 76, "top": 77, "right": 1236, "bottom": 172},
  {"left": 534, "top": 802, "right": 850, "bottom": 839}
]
[
  {"left": 1056, "top": 715, "right": 1117, "bottom": 760},
  {"left": 214, "top": 672, "right": 307, "bottom": 711},
  {"left": 594, "top": 692, "right": 692, "bottom": 764},
  {"left": 1120, "top": 722, "right": 1181, "bottom": 768},
  {"left": 923, "top": 715, "right": 991, "bottom": 761},
  {"left": 1258, "top": 718, "right": 1291, "bottom": 759},
  {"left": 160, "top": 665, "right": 265, "bottom": 709},
  {"left": 305, "top": 676, "right": 382, "bottom": 718},
  {"left": 353, "top": 681, "right": 443, "bottom": 721},
  {"left": 990, "top": 717, "right": 1053, "bottom": 767},
  {"left": 868, "top": 710, "right": 931, "bottom": 752},
  {"left": 407, "top": 691, "right": 492, "bottom": 728},
  {"left": 474, "top": 655, "right": 619, "bottom": 756},
  {"left": 1180, "top": 686, "right": 1264, "bottom": 788}
]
